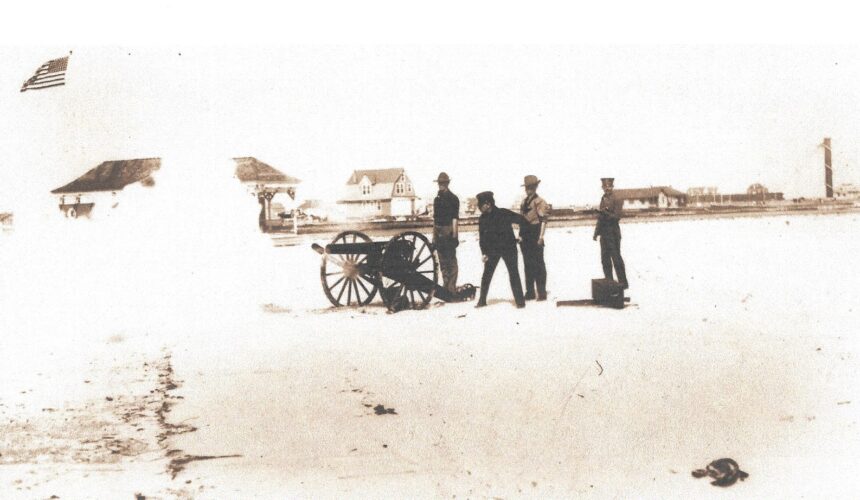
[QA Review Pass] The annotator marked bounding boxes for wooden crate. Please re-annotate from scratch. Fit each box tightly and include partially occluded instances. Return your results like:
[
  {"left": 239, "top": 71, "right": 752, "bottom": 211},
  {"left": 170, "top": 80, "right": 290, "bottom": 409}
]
[{"left": 591, "top": 279, "right": 625, "bottom": 309}]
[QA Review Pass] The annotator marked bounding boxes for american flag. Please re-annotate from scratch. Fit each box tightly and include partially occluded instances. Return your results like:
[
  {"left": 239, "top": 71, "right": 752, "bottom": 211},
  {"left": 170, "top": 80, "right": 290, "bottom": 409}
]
[{"left": 20, "top": 56, "right": 69, "bottom": 92}]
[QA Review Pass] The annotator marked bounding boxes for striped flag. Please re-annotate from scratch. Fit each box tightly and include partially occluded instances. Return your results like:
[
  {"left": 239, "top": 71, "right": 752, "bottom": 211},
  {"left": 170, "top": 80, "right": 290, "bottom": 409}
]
[{"left": 20, "top": 56, "right": 69, "bottom": 92}]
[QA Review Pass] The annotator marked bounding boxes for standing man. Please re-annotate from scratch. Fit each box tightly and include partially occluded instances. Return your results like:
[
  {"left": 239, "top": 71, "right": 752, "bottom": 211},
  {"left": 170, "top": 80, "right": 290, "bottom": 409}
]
[
  {"left": 475, "top": 191, "right": 527, "bottom": 308},
  {"left": 593, "top": 177, "right": 628, "bottom": 289},
  {"left": 519, "top": 175, "right": 549, "bottom": 301},
  {"left": 257, "top": 194, "right": 267, "bottom": 232},
  {"left": 432, "top": 172, "right": 459, "bottom": 296}
]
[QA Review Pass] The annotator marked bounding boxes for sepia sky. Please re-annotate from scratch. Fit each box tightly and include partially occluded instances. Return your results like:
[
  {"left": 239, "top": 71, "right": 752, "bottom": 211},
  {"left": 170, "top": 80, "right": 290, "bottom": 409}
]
[{"left": 2, "top": 8, "right": 860, "bottom": 209}]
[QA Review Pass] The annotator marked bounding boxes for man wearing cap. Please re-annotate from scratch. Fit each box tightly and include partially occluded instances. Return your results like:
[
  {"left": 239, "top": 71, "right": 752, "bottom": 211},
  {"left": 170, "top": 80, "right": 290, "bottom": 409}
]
[
  {"left": 432, "top": 172, "right": 459, "bottom": 295},
  {"left": 519, "top": 175, "right": 549, "bottom": 301},
  {"left": 475, "top": 191, "right": 527, "bottom": 308},
  {"left": 593, "top": 177, "right": 628, "bottom": 289}
]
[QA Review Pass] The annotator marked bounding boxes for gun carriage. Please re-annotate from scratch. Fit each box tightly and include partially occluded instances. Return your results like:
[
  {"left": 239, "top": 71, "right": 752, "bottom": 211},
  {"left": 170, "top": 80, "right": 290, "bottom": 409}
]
[{"left": 311, "top": 230, "right": 474, "bottom": 310}]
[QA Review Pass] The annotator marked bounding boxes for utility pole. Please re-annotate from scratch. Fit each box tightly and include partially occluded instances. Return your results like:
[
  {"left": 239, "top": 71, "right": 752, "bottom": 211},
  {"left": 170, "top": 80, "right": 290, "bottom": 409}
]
[{"left": 823, "top": 137, "right": 833, "bottom": 198}]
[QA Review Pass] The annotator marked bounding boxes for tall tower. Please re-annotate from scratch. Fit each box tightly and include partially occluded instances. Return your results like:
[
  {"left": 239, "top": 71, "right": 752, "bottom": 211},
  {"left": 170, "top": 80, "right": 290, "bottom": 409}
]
[{"left": 823, "top": 137, "right": 833, "bottom": 198}]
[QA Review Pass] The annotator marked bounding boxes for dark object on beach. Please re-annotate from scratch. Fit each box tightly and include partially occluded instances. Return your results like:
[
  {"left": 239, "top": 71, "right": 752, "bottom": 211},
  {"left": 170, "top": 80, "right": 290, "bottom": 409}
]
[
  {"left": 311, "top": 230, "right": 476, "bottom": 312},
  {"left": 556, "top": 279, "right": 629, "bottom": 309},
  {"left": 373, "top": 404, "right": 397, "bottom": 415},
  {"left": 591, "top": 278, "right": 626, "bottom": 309},
  {"left": 455, "top": 283, "right": 477, "bottom": 301},
  {"left": 692, "top": 458, "right": 749, "bottom": 487}
]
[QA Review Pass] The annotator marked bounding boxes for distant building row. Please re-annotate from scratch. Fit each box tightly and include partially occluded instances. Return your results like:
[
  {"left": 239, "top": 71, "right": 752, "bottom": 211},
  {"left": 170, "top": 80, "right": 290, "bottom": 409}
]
[
  {"left": 52, "top": 157, "right": 817, "bottom": 223},
  {"left": 686, "top": 184, "right": 784, "bottom": 206},
  {"left": 834, "top": 183, "right": 860, "bottom": 199},
  {"left": 614, "top": 184, "right": 788, "bottom": 210}
]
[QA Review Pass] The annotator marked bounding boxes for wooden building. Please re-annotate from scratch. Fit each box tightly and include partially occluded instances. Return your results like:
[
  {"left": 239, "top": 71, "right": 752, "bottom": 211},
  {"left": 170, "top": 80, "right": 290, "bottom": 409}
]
[
  {"left": 337, "top": 168, "right": 418, "bottom": 219},
  {"left": 51, "top": 158, "right": 161, "bottom": 218},
  {"left": 613, "top": 186, "right": 687, "bottom": 210},
  {"left": 233, "top": 157, "right": 301, "bottom": 229},
  {"left": 834, "top": 183, "right": 860, "bottom": 199},
  {"left": 687, "top": 184, "right": 784, "bottom": 206}
]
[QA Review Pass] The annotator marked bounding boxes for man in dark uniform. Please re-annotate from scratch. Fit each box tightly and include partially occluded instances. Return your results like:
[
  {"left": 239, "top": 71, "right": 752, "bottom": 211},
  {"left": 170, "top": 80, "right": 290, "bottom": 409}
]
[
  {"left": 593, "top": 177, "right": 628, "bottom": 289},
  {"left": 475, "top": 191, "right": 527, "bottom": 308},
  {"left": 432, "top": 172, "right": 459, "bottom": 295},
  {"left": 258, "top": 194, "right": 267, "bottom": 232},
  {"left": 519, "top": 175, "right": 549, "bottom": 301}
]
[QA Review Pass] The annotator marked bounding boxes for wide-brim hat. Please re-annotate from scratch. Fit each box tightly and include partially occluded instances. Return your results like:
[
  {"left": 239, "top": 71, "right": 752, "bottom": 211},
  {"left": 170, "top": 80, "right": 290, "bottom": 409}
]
[
  {"left": 522, "top": 175, "right": 541, "bottom": 187},
  {"left": 476, "top": 191, "right": 494, "bottom": 206},
  {"left": 600, "top": 177, "right": 615, "bottom": 187},
  {"left": 434, "top": 172, "right": 451, "bottom": 183}
]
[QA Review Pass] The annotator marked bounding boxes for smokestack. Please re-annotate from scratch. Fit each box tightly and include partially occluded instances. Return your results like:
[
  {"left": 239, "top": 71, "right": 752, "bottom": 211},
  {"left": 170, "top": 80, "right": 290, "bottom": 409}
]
[{"left": 823, "top": 137, "right": 833, "bottom": 198}]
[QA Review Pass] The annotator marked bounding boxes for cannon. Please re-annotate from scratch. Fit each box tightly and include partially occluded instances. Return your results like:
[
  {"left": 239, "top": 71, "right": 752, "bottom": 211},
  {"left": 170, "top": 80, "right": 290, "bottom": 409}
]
[{"left": 311, "top": 230, "right": 475, "bottom": 310}]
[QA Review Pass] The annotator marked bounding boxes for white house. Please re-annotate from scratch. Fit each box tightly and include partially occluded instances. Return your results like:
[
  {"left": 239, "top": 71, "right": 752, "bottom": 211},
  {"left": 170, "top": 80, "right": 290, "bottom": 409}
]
[
  {"left": 337, "top": 168, "right": 418, "bottom": 219},
  {"left": 613, "top": 186, "right": 687, "bottom": 210},
  {"left": 51, "top": 158, "right": 161, "bottom": 218}
]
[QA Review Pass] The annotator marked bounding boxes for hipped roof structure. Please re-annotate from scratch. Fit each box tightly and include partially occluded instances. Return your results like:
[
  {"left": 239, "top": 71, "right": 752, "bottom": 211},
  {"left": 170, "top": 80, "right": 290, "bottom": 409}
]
[
  {"left": 51, "top": 158, "right": 161, "bottom": 194},
  {"left": 233, "top": 157, "right": 301, "bottom": 185}
]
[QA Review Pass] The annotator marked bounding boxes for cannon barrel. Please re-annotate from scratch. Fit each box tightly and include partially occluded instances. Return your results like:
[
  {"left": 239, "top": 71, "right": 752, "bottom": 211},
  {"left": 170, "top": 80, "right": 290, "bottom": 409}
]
[
  {"left": 311, "top": 241, "right": 385, "bottom": 255},
  {"left": 325, "top": 241, "right": 386, "bottom": 255}
]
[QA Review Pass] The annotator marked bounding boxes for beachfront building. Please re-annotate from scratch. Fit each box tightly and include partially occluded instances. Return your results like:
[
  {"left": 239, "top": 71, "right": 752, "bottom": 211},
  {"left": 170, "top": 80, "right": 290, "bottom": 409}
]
[
  {"left": 687, "top": 186, "right": 719, "bottom": 206},
  {"left": 613, "top": 186, "right": 687, "bottom": 210},
  {"left": 337, "top": 168, "right": 418, "bottom": 219},
  {"left": 233, "top": 157, "right": 302, "bottom": 228},
  {"left": 51, "top": 158, "right": 161, "bottom": 219},
  {"left": 687, "top": 184, "right": 784, "bottom": 206},
  {"left": 834, "top": 183, "right": 860, "bottom": 199}
]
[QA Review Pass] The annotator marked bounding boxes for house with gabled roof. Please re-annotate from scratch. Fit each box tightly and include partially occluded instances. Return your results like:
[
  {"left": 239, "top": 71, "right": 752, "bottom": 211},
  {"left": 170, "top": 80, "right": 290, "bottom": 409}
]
[
  {"left": 51, "top": 158, "right": 161, "bottom": 218},
  {"left": 613, "top": 186, "right": 687, "bottom": 210},
  {"left": 337, "top": 168, "right": 418, "bottom": 219}
]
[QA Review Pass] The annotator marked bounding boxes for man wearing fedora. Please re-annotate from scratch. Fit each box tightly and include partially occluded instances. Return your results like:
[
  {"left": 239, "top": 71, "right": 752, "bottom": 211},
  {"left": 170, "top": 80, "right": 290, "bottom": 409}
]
[
  {"left": 519, "top": 175, "right": 549, "bottom": 301},
  {"left": 475, "top": 191, "right": 527, "bottom": 308},
  {"left": 593, "top": 177, "right": 628, "bottom": 289},
  {"left": 432, "top": 172, "right": 459, "bottom": 295}
]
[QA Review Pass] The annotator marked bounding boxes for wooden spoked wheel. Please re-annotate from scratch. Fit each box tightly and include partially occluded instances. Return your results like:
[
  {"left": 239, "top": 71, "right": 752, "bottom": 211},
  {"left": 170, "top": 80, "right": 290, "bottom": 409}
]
[
  {"left": 320, "top": 231, "right": 379, "bottom": 307},
  {"left": 379, "top": 231, "right": 439, "bottom": 310}
]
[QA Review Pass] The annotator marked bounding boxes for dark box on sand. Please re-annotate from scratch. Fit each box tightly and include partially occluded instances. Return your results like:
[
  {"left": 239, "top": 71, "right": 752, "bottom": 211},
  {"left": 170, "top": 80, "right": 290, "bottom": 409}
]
[{"left": 591, "top": 279, "right": 625, "bottom": 309}]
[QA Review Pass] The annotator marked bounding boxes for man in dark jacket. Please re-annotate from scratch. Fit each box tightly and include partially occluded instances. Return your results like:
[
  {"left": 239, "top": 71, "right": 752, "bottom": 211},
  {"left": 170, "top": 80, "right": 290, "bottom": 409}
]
[
  {"left": 432, "top": 172, "right": 459, "bottom": 295},
  {"left": 475, "top": 191, "right": 527, "bottom": 308},
  {"left": 593, "top": 177, "right": 628, "bottom": 289}
]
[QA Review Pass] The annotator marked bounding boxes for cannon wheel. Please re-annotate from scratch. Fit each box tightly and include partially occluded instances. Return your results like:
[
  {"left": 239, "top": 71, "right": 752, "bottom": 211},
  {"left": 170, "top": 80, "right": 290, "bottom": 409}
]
[
  {"left": 379, "top": 231, "right": 438, "bottom": 310},
  {"left": 320, "top": 230, "right": 379, "bottom": 307}
]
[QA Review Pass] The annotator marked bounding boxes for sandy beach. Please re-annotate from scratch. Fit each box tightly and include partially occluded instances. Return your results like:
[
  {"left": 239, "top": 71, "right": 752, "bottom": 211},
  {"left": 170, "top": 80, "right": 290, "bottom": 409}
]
[{"left": 2, "top": 211, "right": 858, "bottom": 498}]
